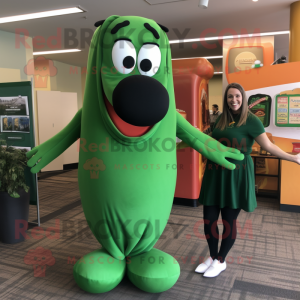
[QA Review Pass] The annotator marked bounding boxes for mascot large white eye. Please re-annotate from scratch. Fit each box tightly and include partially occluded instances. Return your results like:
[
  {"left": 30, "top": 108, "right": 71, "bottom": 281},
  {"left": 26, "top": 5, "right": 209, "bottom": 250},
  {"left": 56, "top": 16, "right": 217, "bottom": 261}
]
[
  {"left": 138, "top": 44, "right": 161, "bottom": 77},
  {"left": 112, "top": 40, "right": 136, "bottom": 74}
]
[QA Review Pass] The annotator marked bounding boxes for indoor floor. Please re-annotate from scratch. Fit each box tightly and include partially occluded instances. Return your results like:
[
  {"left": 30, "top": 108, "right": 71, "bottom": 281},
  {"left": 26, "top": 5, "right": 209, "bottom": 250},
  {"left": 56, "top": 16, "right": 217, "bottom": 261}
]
[{"left": 0, "top": 169, "right": 299, "bottom": 300}]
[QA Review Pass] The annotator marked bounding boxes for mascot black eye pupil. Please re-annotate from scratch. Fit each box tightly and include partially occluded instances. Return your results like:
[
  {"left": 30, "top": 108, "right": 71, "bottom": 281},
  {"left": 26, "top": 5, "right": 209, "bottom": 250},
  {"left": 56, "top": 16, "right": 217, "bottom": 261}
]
[
  {"left": 140, "top": 59, "right": 152, "bottom": 72},
  {"left": 123, "top": 56, "right": 135, "bottom": 69}
]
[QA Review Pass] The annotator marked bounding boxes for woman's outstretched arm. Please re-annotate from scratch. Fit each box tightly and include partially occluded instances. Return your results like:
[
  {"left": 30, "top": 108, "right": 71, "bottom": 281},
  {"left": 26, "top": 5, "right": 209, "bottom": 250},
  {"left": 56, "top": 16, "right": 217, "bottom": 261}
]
[{"left": 255, "top": 133, "right": 300, "bottom": 165}]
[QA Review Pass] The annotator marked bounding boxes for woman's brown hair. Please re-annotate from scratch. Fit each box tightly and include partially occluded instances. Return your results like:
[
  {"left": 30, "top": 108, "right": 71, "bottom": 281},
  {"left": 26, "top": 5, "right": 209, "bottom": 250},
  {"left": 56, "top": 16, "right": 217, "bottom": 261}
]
[{"left": 215, "top": 82, "right": 252, "bottom": 131}]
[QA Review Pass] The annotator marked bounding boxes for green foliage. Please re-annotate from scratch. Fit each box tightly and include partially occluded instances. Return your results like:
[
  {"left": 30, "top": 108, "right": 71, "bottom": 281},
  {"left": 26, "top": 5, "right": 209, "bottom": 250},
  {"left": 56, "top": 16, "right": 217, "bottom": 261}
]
[{"left": 0, "top": 146, "right": 29, "bottom": 198}]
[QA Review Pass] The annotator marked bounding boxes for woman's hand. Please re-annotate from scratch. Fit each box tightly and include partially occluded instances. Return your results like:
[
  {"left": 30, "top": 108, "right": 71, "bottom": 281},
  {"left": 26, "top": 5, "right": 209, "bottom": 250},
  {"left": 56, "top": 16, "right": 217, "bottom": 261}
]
[{"left": 294, "top": 153, "right": 300, "bottom": 165}]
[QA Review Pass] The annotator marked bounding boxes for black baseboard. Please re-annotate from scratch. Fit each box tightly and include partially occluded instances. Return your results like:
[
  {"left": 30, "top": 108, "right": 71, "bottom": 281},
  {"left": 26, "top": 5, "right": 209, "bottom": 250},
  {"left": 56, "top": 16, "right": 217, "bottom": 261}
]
[
  {"left": 173, "top": 197, "right": 199, "bottom": 207},
  {"left": 280, "top": 204, "right": 300, "bottom": 213},
  {"left": 63, "top": 163, "right": 78, "bottom": 170},
  {"left": 38, "top": 170, "right": 71, "bottom": 180},
  {"left": 256, "top": 190, "right": 279, "bottom": 199}
]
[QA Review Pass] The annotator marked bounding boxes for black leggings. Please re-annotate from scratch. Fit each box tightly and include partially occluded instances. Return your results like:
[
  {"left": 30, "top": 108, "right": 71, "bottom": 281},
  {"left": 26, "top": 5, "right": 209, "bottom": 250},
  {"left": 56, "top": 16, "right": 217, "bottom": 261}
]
[{"left": 203, "top": 205, "right": 241, "bottom": 263}]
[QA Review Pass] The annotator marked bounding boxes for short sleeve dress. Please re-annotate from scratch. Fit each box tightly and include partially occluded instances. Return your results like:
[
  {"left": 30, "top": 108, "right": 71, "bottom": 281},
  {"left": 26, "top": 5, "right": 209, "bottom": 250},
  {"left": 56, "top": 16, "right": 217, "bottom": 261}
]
[{"left": 198, "top": 112, "right": 265, "bottom": 212}]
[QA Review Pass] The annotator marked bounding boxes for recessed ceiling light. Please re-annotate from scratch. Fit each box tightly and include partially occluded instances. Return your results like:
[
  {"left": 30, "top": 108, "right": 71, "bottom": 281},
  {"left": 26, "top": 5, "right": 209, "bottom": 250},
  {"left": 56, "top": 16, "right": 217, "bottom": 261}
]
[
  {"left": 33, "top": 49, "right": 81, "bottom": 55},
  {"left": 0, "top": 7, "right": 85, "bottom": 24},
  {"left": 202, "top": 56, "right": 223, "bottom": 59},
  {"left": 169, "top": 30, "right": 289, "bottom": 44},
  {"left": 253, "top": 0, "right": 258, "bottom": 2},
  {"left": 199, "top": 0, "right": 209, "bottom": 8}
]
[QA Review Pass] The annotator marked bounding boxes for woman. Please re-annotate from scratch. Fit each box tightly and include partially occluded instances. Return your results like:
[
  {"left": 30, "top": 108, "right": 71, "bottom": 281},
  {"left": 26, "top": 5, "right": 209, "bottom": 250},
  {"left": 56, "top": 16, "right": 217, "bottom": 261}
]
[{"left": 195, "top": 82, "right": 300, "bottom": 278}]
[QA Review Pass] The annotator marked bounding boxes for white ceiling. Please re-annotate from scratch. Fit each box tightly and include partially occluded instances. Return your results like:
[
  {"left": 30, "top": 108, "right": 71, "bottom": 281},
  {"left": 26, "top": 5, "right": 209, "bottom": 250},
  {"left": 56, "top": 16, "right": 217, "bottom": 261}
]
[{"left": 0, "top": 0, "right": 294, "bottom": 68}]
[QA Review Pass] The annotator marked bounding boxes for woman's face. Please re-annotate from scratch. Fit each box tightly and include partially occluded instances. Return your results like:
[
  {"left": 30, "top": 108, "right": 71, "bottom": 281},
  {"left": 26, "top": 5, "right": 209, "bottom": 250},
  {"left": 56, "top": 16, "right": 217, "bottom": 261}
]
[{"left": 227, "top": 88, "right": 243, "bottom": 113}]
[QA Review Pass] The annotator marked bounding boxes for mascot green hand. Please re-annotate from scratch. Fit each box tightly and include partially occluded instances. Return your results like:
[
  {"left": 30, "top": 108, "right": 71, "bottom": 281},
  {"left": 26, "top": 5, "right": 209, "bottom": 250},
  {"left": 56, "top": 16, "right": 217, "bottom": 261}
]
[{"left": 27, "top": 16, "right": 244, "bottom": 294}]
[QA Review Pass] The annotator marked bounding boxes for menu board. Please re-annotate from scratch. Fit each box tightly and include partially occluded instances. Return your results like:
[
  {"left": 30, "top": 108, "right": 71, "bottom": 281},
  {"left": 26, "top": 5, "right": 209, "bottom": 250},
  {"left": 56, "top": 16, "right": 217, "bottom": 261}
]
[
  {"left": 275, "top": 95, "right": 300, "bottom": 127},
  {"left": 248, "top": 94, "right": 271, "bottom": 127},
  {"left": 290, "top": 96, "right": 300, "bottom": 124}
]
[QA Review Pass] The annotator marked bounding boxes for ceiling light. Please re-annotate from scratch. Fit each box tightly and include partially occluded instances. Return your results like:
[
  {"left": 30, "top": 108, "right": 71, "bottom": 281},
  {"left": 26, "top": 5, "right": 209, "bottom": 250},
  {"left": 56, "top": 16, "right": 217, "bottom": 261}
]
[
  {"left": 202, "top": 56, "right": 223, "bottom": 59},
  {"left": 172, "top": 56, "right": 223, "bottom": 60},
  {"left": 33, "top": 49, "right": 81, "bottom": 55},
  {"left": 145, "top": 0, "right": 186, "bottom": 4},
  {"left": 169, "top": 30, "right": 289, "bottom": 44},
  {"left": 253, "top": 0, "right": 258, "bottom": 2},
  {"left": 0, "top": 7, "right": 85, "bottom": 24},
  {"left": 214, "top": 72, "right": 223, "bottom": 74},
  {"left": 199, "top": 0, "right": 209, "bottom": 8}
]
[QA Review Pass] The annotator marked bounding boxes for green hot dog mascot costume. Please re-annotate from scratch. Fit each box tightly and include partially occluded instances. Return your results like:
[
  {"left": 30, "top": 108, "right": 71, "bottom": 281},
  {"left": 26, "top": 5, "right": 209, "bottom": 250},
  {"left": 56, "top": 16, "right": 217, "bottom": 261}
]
[{"left": 27, "top": 16, "right": 244, "bottom": 294}]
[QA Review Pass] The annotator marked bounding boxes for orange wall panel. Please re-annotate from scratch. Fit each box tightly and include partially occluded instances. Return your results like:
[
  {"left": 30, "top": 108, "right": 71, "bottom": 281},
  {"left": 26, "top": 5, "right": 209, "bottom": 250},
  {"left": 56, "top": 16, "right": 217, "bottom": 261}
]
[{"left": 281, "top": 160, "right": 300, "bottom": 206}]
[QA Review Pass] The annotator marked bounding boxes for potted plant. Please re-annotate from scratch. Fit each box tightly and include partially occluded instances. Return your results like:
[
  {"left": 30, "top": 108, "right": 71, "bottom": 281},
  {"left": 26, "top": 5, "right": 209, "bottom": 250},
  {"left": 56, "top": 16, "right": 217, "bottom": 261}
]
[{"left": 0, "top": 144, "right": 30, "bottom": 244}]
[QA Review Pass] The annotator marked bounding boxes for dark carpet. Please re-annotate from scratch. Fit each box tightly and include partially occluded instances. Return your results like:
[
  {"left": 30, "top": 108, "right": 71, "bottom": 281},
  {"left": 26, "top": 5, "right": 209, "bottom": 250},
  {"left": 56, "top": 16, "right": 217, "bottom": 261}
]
[{"left": 0, "top": 169, "right": 299, "bottom": 300}]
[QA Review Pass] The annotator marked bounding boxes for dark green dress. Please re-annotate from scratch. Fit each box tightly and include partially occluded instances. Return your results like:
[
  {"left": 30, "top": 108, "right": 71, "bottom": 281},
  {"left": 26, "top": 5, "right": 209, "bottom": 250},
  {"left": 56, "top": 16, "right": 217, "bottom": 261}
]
[{"left": 199, "top": 112, "right": 265, "bottom": 212}]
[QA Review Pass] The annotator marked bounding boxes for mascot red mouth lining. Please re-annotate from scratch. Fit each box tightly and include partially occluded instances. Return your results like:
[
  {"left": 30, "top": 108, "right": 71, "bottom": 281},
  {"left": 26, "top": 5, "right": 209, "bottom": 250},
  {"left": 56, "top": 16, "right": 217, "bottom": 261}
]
[{"left": 104, "top": 93, "right": 152, "bottom": 137}]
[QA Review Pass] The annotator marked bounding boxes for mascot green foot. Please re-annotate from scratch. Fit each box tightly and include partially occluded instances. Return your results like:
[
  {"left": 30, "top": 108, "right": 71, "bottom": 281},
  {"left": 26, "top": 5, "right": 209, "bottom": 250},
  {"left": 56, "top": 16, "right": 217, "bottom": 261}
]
[
  {"left": 127, "top": 248, "right": 180, "bottom": 293},
  {"left": 73, "top": 248, "right": 126, "bottom": 293}
]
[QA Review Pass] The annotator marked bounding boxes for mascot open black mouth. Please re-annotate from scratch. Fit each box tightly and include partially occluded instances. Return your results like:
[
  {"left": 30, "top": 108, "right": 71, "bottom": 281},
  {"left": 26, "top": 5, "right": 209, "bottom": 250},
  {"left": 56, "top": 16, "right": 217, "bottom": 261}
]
[{"left": 27, "top": 15, "right": 244, "bottom": 294}]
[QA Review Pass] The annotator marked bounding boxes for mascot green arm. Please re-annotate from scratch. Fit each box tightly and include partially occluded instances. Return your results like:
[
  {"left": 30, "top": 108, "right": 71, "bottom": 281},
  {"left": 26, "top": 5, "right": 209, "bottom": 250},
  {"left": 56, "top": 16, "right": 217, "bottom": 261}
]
[
  {"left": 26, "top": 108, "right": 82, "bottom": 173},
  {"left": 176, "top": 112, "right": 244, "bottom": 169}
]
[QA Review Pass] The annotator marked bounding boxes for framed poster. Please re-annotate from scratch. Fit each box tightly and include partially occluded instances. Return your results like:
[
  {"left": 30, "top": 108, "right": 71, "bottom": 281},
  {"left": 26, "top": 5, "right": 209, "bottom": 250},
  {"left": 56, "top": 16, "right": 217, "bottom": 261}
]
[
  {"left": 275, "top": 94, "right": 300, "bottom": 127},
  {"left": 1, "top": 116, "right": 13, "bottom": 132},
  {"left": 1, "top": 115, "right": 30, "bottom": 133},
  {"left": 12, "top": 116, "right": 30, "bottom": 132},
  {"left": 248, "top": 94, "right": 272, "bottom": 127},
  {"left": 0, "top": 96, "right": 29, "bottom": 115}
]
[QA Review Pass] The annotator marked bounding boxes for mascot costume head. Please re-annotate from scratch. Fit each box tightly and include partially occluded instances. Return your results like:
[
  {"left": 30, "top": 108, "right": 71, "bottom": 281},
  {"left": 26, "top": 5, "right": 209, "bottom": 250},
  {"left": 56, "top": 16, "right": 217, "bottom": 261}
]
[{"left": 27, "top": 15, "right": 243, "bottom": 294}]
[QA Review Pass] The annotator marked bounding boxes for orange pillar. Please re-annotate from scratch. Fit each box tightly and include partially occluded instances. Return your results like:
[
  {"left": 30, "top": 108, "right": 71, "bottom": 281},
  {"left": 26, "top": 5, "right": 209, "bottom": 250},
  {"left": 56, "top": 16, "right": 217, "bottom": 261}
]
[{"left": 289, "top": 1, "right": 300, "bottom": 62}]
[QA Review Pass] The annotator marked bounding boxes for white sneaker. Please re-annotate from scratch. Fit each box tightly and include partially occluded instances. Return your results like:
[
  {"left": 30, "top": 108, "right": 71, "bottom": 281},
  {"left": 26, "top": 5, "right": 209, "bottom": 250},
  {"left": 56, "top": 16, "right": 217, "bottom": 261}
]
[
  {"left": 203, "top": 259, "right": 226, "bottom": 277},
  {"left": 195, "top": 257, "right": 213, "bottom": 274}
]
